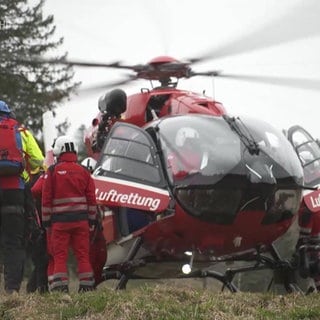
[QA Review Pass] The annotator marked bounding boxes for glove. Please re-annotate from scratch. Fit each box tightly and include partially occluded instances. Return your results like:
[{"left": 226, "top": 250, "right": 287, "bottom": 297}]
[{"left": 89, "top": 219, "right": 97, "bottom": 232}]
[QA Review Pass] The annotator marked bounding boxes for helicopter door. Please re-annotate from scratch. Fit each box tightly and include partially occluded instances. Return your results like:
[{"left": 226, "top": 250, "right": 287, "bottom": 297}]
[
  {"left": 93, "top": 122, "right": 171, "bottom": 241},
  {"left": 287, "top": 125, "right": 320, "bottom": 212},
  {"left": 287, "top": 125, "right": 320, "bottom": 186}
]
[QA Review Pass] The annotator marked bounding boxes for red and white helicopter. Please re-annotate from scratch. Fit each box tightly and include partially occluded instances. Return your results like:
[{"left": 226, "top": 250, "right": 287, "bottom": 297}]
[
  {"left": 88, "top": 68, "right": 305, "bottom": 292},
  {"left": 41, "top": 57, "right": 320, "bottom": 291},
  {"left": 38, "top": 3, "right": 320, "bottom": 292},
  {"left": 42, "top": 54, "right": 320, "bottom": 293}
]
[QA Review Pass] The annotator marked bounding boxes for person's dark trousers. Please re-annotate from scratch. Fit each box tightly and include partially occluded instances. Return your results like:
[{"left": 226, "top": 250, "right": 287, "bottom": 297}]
[
  {"left": 24, "top": 179, "right": 49, "bottom": 293},
  {"left": 0, "top": 189, "right": 26, "bottom": 293},
  {"left": 26, "top": 232, "right": 49, "bottom": 293}
]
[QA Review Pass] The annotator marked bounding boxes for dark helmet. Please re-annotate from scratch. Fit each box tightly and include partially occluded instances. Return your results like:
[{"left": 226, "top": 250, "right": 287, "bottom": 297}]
[
  {"left": 0, "top": 100, "right": 11, "bottom": 113},
  {"left": 98, "top": 89, "right": 127, "bottom": 117}
]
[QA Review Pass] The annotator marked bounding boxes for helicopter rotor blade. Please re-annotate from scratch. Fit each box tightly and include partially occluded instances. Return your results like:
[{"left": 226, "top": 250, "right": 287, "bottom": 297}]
[
  {"left": 189, "top": 70, "right": 221, "bottom": 77},
  {"left": 76, "top": 76, "right": 138, "bottom": 95},
  {"left": 216, "top": 73, "right": 320, "bottom": 91},
  {"left": 15, "top": 56, "right": 146, "bottom": 71},
  {"left": 10, "top": 1, "right": 319, "bottom": 95},
  {"left": 188, "top": 0, "right": 320, "bottom": 64},
  {"left": 15, "top": 56, "right": 121, "bottom": 68}
]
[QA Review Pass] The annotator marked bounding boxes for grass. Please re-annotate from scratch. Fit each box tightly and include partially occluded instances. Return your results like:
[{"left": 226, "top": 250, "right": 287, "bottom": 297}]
[{"left": 1, "top": 284, "right": 320, "bottom": 320}]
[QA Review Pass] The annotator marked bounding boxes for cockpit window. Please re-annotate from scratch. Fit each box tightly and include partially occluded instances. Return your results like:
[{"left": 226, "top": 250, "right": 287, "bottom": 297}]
[
  {"left": 157, "top": 115, "right": 242, "bottom": 185},
  {"left": 156, "top": 115, "right": 302, "bottom": 186},
  {"left": 96, "top": 125, "right": 161, "bottom": 184}
]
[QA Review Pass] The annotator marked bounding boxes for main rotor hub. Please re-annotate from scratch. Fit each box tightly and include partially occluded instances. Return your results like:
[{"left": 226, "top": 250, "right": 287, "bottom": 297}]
[{"left": 136, "top": 55, "right": 191, "bottom": 81}]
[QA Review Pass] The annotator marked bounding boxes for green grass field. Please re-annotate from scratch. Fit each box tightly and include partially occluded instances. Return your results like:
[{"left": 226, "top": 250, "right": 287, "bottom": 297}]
[{"left": 1, "top": 283, "right": 320, "bottom": 320}]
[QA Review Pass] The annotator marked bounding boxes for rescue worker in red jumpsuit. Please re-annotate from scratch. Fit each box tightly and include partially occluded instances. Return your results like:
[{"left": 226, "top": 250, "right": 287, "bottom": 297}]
[{"left": 42, "top": 135, "right": 97, "bottom": 292}]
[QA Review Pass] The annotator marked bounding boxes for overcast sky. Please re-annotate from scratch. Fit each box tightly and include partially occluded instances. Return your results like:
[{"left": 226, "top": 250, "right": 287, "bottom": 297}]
[{"left": 41, "top": 0, "right": 320, "bottom": 138}]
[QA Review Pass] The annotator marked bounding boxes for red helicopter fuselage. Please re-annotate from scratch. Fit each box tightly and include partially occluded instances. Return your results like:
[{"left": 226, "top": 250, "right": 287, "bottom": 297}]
[
  {"left": 82, "top": 57, "right": 304, "bottom": 277},
  {"left": 35, "top": 26, "right": 318, "bottom": 288},
  {"left": 90, "top": 97, "right": 303, "bottom": 271},
  {"left": 139, "top": 204, "right": 294, "bottom": 258}
]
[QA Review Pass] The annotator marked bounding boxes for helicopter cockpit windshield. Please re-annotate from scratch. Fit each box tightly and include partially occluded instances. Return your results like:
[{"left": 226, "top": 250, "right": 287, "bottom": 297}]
[
  {"left": 156, "top": 115, "right": 303, "bottom": 224},
  {"left": 157, "top": 114, "right": 302, "bottom": 186},
  {"left": 158, "top": 115, "right": 241, "bottom": 185}
]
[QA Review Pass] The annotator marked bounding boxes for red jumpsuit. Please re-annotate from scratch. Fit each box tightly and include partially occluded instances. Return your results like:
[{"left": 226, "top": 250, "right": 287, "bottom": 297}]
[
  {"left": 42, "top": 152, "right": 97, "bottom": 292},
  {"left": 297, "top": 191, "right": 320, "bottom": 291}
]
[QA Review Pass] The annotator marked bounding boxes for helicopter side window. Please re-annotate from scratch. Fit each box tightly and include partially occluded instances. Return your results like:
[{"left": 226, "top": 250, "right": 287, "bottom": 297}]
[
  {"left": 291, "top": 129, "right": 311, "bottom": 147},
  {"left": 145, "top": 94, "right": 170, "bottom": 122},
  {"left": 105, "top": 139, "right": 154, "bottom": 164},
  {"left": 298, "top": 146, "right": 320, "bottom": 186},
  {"left": 289, "top": 127, "right": 320, "bottom": 186},
  {"left": 99, "top": 138, "right": 160, "bottom": 184},
  {"left": 96, "top": 125, "right": 162, "bottom": 184}
]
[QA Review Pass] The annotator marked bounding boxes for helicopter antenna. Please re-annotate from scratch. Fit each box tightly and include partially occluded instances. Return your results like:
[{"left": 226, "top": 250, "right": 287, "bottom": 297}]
[
  {"left": 211, "top": 74, "right": 216, "bottom": 100},
  {"left": 150, "top": 109, "right": 159, "bottom": 120}
]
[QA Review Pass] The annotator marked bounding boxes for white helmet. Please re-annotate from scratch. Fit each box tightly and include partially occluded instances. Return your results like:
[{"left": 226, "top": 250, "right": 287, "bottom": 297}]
[
  {"left": 81, "top": 157, "right": 97, "bottom": 172},
  {"left": 175, "top": 127, "right": 199, "bottom": 147},
  {"left": 52, "top": 135, "right": 78, "bottom": 156}
]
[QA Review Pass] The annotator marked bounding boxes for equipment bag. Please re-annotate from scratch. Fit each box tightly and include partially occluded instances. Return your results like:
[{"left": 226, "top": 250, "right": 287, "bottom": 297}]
[{"left": 0, "top": 117, "right": 25, "bottom": 176}]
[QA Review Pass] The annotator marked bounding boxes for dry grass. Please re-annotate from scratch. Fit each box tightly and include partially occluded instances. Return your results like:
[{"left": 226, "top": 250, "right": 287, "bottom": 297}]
[
  {"left": 1, "top": 283, "right": 320, "bottom": 320},
  {"left": 0, "top": 255, "right": 319, "bottom": 320}
]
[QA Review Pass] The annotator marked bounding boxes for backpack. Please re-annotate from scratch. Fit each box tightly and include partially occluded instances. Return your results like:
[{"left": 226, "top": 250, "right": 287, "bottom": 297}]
[{"left": 0, "top": 116, "right": 25, "bottom": 176}]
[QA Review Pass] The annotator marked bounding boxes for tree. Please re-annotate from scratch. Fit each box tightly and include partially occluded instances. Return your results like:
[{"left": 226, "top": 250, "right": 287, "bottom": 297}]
[{"left": 0, "top": 0, "right": 79, "bottom": 136}]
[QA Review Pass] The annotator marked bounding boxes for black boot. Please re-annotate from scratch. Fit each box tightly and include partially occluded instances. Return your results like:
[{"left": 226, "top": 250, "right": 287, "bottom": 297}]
[
  {"left": 78, "top": 285, "right": 95, "bottom": 293},
  {"left": 51, "top": 285, "right": 69, "bottom": 293}
]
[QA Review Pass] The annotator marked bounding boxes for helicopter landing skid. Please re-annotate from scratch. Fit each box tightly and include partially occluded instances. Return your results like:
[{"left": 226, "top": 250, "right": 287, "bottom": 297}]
[
  {"left": 110, "top": 236, "right": 144, "bottom": 290},
  {"left": 102, "top": 243, "right": 304, "bottom": 293},
  {"left": 188, "top": 244, "right": 304, "bottom": 294}
]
